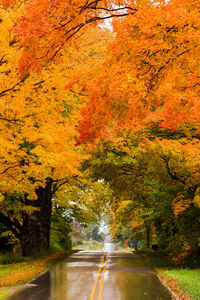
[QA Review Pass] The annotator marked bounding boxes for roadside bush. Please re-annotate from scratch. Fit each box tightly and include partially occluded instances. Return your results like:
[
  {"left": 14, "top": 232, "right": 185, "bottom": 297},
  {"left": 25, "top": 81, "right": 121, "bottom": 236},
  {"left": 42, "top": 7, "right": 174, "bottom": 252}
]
[{"left": 50, "top": 207, "right": 72, "bottom": 251}]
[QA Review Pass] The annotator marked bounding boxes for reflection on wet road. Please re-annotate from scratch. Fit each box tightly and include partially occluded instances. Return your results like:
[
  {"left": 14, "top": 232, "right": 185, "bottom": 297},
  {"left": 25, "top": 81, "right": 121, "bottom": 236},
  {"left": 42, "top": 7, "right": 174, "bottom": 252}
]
[{"left": 7, "top": 249, "right": 172, "bottom": 300}]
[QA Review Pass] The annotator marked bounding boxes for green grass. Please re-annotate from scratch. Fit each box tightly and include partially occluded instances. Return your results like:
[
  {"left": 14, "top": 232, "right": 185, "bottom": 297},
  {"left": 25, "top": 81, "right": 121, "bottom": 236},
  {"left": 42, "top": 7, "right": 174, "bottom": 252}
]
[
  {"left": 77, "top": 241, "right": 103, "bottom": 251},
  {"left": 162, "top": 269, "right": 200, "bottom": 300},
  {"left": 140, "top": 251, "right": 200, "bottom": 300},
  {"left": 0, "top": 255, "right": 28, "bottom": 265},
  {"left": 0, "top": 289, "right": 16, "bottom": 300}
]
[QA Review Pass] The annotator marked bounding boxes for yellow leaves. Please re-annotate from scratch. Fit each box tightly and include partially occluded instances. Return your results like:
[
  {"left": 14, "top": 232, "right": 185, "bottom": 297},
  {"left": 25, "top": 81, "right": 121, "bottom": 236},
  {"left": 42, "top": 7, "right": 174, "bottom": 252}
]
[
  {"left": 193, "top": 195, "right": 200, "bottom": 207},
  {"left": 0, "top": 4, "right": 103, "bottom": 198},
  {"left": 116, "top": 200, "right": 132, "bottom": 213},
  {"left": 149, "top": 138, "right": 200, "bottom": 195},
  {"left": 0, "top": 181, "right": 12, "bottom": 194},
  {"left": 21, "top": 205, "right": 39, "bottom": 214},
  {"left": 114, "top": 199, "right": 134, "bottom": 224},
  {"left": 193, "top": 188, "right": 200, "bottom": 207},
  {"left": 0, "top": 193, "right": 4, "bottom": 203}
]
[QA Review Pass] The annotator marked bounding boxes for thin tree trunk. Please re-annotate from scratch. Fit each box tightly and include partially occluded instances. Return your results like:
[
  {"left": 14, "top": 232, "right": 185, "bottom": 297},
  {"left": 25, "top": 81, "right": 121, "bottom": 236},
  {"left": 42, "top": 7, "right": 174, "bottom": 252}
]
[
  {"left": 146, "top": 227, "right": 150, "bottom": 248},
  {"left": 144, "top": 221, "right": 151, "bottom": 248}
]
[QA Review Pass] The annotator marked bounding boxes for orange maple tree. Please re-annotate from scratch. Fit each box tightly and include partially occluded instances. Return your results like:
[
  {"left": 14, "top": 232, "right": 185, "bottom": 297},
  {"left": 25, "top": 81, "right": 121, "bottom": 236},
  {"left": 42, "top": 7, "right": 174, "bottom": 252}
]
[
  {"left": 1, "top": 0, "right": 135, "bottom": 76},
  {"left": 67, "top": 0, "right": 200, "bottom": 144},
  {"left": 0, "top": 3, "right": 111, "bottom": 255}
]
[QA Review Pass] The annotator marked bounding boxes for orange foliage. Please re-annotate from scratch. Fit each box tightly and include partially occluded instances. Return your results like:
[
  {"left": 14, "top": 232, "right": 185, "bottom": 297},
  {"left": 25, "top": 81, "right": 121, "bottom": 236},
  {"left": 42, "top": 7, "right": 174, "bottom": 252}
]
[
  {"left": 3, "top": 0, "right": 199, "bottom": 143},
  {"left": 1, "top": 0, "right": 17, "bottom": 9},
  {"left": 172, "top": 194, "right": 192, "bottom": 216},
  {"left": 131, "top": 220, "right": 143, "bottom": 231},
  {"left": 67, "top": 0, "right": 200, "bottom": 144},
  {"left": 3, "top": 0, "right": 134, "bottom": 77}
]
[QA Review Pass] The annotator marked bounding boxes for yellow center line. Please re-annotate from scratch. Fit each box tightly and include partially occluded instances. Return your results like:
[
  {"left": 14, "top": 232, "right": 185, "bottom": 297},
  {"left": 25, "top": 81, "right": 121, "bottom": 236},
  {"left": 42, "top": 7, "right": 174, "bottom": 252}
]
[
  {"left": 98, "top": 254, "right": 108, "bottom": 300},
  {"left": 101, "top": 252, "right": 106, "bottom": 264},
  {"left": 89, "top": 252, "right": 106, "bottom": 300}
]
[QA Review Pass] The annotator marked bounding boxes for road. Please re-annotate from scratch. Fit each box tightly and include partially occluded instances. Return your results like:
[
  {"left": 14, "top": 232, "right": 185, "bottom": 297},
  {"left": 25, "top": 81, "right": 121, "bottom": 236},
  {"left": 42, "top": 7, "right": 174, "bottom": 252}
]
[{"left": 7, "top": 248, "right": 172, "bottom": 300}]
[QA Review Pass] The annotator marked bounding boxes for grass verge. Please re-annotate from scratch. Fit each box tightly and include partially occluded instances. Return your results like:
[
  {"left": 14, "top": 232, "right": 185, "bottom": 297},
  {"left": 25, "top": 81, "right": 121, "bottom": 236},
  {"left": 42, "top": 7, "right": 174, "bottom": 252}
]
[
  {"left": 0, "top": 250, "right": 72, "bottom": 300},
  {"left": 77, "top": 240, "right": 103, "bottom": 251},
  {"left": 141, "top": 252, "right": 200, "bottom": 300}
]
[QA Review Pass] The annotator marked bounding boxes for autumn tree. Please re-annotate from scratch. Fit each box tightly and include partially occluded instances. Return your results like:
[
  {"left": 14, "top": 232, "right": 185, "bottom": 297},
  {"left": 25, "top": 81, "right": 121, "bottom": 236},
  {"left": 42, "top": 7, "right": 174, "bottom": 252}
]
[{"left": 0, "top": 4, "right": 112, "bottom": 255}]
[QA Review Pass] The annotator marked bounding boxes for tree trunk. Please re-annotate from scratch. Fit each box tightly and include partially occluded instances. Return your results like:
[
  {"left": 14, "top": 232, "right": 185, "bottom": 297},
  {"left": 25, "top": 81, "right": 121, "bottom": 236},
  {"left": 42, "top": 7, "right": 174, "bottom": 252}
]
[
  {"left": 35, "top": 178, "right": 53, "bottom": 252},
  {"left": 146, "top": 227, "right": 150, "bottom": 248},
  {"left": 19, "top": 178, "right": 53, "bottom": 256},
  {"left": 1, "top": 179, "right": 53, "bottom": 256},
  {"left": 144, "top": 221, "right": 151, "bottom": 248},
  {"left": 19, "top": 215, "right": 38, "bottom": 256}
]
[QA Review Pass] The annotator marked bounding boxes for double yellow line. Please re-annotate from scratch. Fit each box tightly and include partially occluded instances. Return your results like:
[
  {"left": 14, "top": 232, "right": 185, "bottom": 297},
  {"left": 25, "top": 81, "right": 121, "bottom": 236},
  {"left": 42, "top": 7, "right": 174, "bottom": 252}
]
[{"left": 89, "top": 252, "right": 108, "bottom": 300}]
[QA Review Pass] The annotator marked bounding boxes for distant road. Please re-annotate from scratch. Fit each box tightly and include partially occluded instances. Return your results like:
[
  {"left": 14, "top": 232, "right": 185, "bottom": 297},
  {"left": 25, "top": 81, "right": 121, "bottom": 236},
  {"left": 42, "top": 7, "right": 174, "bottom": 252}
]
[
  {"left": 7, "top": 248, "right": 172, "bottom": 300},
  {"left": 103, "top": 242, "right": 118, "bottom": 251}
]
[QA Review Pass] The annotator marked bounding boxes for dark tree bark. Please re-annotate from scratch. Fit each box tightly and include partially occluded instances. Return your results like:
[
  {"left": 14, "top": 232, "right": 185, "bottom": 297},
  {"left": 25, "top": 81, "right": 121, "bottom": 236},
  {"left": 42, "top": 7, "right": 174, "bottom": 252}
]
[
  {"left": 146, "top": 227, "right": 151, "bottom": 248},
  {"left": 35, "top": 178, "right": 53, "bottom": 252},
  {"left": 19, "top": 214, "right": 38, "bottom": 256},
  {"left": 1, "top": 178, "right": 53, "bottom": 256},
  {"left": 144, "top": 221, "right": 151, "bottom": 248}
]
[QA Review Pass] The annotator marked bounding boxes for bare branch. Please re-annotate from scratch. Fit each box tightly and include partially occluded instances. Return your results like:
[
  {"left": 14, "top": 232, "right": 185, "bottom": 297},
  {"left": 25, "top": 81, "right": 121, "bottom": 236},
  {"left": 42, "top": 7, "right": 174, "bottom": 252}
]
[{"left": 0, "top": 75, "right": 29, "bottom": 97}]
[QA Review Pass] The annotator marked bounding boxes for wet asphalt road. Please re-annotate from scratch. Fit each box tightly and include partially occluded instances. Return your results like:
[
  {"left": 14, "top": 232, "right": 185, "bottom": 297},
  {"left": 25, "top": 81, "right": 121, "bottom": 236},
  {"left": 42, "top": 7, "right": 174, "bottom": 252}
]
[{"left": 7, "top": 250, "right": 172, "bottom": 300}]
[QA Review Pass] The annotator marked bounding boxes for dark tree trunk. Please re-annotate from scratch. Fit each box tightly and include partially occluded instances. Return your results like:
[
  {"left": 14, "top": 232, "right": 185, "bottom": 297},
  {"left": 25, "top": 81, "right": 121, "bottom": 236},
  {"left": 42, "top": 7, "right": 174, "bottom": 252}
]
[
  {"left": 19, "top": 178, "right": 53, "bottom": 256},
  {"left": 1, "top": 179, "right": 53, "bottom": 256},
  {"left": 19, "top": 215, "right": 38, "bottom": 256},
  {"left": 146, "top": 227, "right": 150, "bottom": 248},
  {"left": 35, "top": 178, "right": 53, "bottom": 252},
  {"left": 144, "top": 221, "right": 151, "bottom": 248}
]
